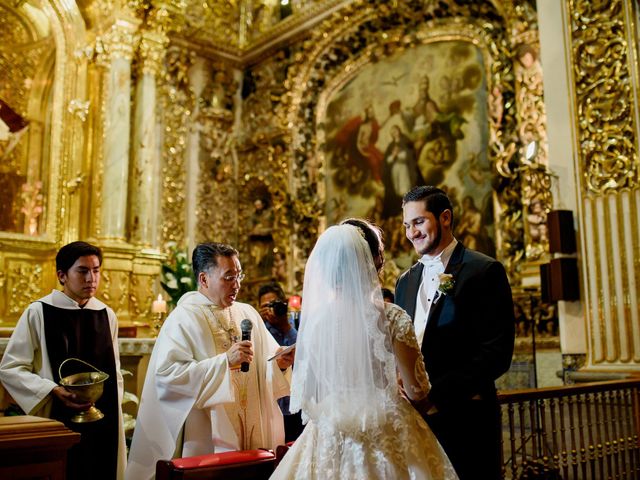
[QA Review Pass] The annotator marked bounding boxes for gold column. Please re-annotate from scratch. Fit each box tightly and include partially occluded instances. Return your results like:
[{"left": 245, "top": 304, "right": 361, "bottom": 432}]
[
  {"left": 96, "top": 17, "right": 140, "bottom": 243},
  {"left": 129, "top": 28, "right": 168, "bottom": 247}
]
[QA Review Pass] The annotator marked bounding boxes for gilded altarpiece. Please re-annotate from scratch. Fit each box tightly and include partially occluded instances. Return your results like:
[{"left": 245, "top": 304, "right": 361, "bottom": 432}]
[
  {"left": 275, "top": 1, "right": 556, "bottom": 346},
  {"left": 0, "top": 0, "right": 557, "bottom": 349}
]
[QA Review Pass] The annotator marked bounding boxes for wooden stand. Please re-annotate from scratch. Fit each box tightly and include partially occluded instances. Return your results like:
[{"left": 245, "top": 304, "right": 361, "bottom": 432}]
[{"left": 0, "top": 415, "right": 80, "bottom": 480}]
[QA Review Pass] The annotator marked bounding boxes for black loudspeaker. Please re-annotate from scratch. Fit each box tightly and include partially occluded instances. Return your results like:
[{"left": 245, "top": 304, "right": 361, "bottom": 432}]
[
  {"left": 547, "top": 210, "right": 577, "bottom": 254},
  {"left": 549, "top": 257, "right": 580, "bottom": 301}
]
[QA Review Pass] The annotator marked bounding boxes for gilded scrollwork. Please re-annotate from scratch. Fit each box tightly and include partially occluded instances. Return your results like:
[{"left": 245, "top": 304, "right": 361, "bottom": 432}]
[
  {"left": 100, "top": 269, "right": 131, "bottom": 320},
  {"left": 233, "top": 139, "right": 292, "bottom": 293},
  {"left": 191, "top": 60, "right": 238, "bottom": 250},
  {"left": 129, "top": 273, "right": 155, "bottom": 317},
  {"left": 200, "top": 50, "right": 293, "bottom": 287},
  {"left": 182, "top": 1, "right": 240, "bottom": 51},
  {"left": 159, "top": 45, "right": 195, "bottom": 249},
  {"left": 568, "top": 0, "right": 638, "bottom": 193},
  {"left": 513, "top": 39, "right": 551, "bottom": 261},
  {"left": 195, "top": 106, "right": 235, "bottom": 245},
  {"left": 238, "top": 51, "right": 290, "bottom": 144},
  {"left": 7, "top": 262, "right": 43, "bottom": 317},
  {"left": 68, "top": 99, "right": 91, "bottom": 122}
]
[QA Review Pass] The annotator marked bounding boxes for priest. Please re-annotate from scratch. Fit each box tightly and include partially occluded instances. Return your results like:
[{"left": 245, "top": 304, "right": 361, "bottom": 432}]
[{"left": 126, "top": 242, "right": 293, "bottom": 480}]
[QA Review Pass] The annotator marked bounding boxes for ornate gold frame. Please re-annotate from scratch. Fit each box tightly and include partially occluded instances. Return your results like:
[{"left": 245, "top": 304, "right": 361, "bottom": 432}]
[{"left": 281, "top": 1, "right": 547, "bottom": 291}]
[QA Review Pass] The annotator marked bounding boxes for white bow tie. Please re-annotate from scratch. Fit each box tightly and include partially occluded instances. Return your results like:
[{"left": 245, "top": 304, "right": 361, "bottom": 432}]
[{"left": 419, "top": 256, "right": 443, "bottom": 268}]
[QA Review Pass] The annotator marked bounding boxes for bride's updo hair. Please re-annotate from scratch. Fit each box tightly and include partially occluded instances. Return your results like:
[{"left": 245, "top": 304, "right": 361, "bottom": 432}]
[{"left": 339, "top": 218, "right": 384, "bottom": 272}]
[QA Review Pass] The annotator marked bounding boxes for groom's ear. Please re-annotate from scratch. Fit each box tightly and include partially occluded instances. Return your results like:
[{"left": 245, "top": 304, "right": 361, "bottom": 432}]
[{"left": 440, "top": 209, "right": 453, "bottom": 228}]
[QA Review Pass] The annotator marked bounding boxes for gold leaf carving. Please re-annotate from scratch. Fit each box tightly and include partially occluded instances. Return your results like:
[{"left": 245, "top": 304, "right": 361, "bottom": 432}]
[
  {"left": 159, "top": 46, "right": 195, "bottom": 249},
  {"left": 568, "top": 0, "right": 638, "bottom": 193},
  {"left": 100, "top": 270, "right": 130, "bottom": 319},
  {"left": 129, "top": 274, "right": 155, "bottom": 317},
  {"left": 8, "top": 262, "right": 43, "bottom": 316},
  {"left": 68, "top": 99, "right": 91, "bottom": 122}
]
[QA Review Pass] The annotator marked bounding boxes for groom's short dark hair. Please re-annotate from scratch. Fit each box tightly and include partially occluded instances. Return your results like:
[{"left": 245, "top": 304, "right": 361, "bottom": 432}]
[{"left": 402, "top": 186, "right": 454, "bottom": 226}]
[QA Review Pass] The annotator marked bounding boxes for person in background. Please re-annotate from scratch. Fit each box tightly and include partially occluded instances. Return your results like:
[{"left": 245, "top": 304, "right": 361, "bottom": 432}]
[
  {"left": 258, "top": 281, "right": 304, "bottom": 442},
  {"left": 0, "top": 241, "right": 126, "bottom": 480},
  {"left": 126, "top": 243, "right": 293, "bottom": 480}
]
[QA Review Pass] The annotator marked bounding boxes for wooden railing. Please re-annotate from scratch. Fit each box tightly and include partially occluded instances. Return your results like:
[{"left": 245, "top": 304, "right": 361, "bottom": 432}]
[{"left": 498, "top": 379, "right": 640, "bottom": 479}]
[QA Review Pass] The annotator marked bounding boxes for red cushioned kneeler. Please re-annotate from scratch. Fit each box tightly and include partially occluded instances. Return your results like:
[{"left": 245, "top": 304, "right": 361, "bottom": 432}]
[
  {"left": 156, "top": 449, "right": 275, "bottom": 480},
  {"left": 274, "top": 441, "right": 295, "bottom": 468}
]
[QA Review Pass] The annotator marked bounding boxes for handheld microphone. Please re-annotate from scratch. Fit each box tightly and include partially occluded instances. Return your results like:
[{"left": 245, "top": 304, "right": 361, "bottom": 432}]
[{"left": 240, "top": 319, "right": 253, "bottom": 373}]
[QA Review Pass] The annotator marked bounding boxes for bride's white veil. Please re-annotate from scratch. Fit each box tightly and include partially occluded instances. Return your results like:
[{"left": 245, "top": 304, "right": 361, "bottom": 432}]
[{"left": 289, "top": 224, "right": 397, "bottom": 431}]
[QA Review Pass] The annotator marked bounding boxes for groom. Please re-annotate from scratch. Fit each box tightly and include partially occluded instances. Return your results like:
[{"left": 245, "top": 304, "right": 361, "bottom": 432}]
[{"left": 395, "top": 186, "right": 515, "bottom": 480}]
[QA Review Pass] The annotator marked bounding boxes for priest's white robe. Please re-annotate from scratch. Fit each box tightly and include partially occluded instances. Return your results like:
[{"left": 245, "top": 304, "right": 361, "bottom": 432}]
[
  {"left": 125, "top": 291, "right": 290, "bottom": 480},
  {"left": 0, "top": 289, "right": 127, "bottom": 480}
]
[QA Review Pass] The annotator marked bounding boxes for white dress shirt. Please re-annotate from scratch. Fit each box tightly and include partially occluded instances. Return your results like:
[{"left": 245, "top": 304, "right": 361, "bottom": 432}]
[{"left": 413, "top": 238, "right": 458, "bottom": 345}]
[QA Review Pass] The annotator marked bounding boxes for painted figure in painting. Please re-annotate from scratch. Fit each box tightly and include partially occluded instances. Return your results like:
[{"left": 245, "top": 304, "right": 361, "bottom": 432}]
[
  {"left": 332, "top": 105, "right": 385, "bottom": 192},
  {"left": 399, "top": 75, "right": 466, "bottom": 186},
  {"left": 382, "top": 124, "right": 420, "bottom": 219},
  {"left": 456, "top": 195, "right": 494, "bottom": 255}
]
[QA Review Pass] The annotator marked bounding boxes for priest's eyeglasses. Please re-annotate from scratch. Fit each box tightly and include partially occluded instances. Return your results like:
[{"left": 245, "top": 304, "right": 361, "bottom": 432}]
[{"left": 223, "top": 272, "right": 245, "bottom": 283}]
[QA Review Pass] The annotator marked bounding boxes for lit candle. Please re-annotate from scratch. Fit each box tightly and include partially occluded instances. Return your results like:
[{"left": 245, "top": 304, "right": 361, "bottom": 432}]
[{"left": 152, "top": 294, "right": 167, "bottom": 313}]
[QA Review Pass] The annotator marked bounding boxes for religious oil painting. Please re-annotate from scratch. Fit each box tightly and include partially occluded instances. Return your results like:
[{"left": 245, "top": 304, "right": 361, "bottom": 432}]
[{"left": 320, "top": 40, "right": 495, "bottom": 269}]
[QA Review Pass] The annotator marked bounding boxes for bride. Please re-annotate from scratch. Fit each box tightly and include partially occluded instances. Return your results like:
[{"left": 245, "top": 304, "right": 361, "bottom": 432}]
[{"left": 270, "top": 220, "right": 458, "bottom": 479}]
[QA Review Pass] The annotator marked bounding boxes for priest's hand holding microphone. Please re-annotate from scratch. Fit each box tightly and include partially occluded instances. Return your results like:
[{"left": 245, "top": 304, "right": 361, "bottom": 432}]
[
  {"left": 226, "top": 319, "right": 295, "bottom": 371},
  {"left": 225, "top": 320, "right": 254, "bottom": 370}
]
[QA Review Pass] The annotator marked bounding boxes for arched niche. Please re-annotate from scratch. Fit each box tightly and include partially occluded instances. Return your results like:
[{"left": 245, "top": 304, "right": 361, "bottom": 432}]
[
  {"left": 0, "top": 0, "right": 88, "bottom": 323},
  {"left": 0, "top": 0, "right": 87, "bottom": 244}
]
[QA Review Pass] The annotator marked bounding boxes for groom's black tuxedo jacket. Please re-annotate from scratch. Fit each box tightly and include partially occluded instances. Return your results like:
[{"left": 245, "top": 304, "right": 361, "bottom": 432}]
[{"left": 395, "top": 242, "right": 515, "bottom": 412}]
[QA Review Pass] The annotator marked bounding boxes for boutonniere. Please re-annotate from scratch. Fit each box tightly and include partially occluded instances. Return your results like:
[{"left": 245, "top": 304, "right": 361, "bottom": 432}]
[{"left": 437, "top": 273, "right": 455, "bottom": 296}]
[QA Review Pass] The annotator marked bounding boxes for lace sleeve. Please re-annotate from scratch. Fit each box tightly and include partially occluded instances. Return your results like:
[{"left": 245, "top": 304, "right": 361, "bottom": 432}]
[{"left": 386, "top": 304, "right": 430, "bottom": 401}]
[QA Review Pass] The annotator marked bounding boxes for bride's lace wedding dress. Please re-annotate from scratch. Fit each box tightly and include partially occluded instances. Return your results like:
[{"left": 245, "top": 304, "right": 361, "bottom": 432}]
[{"left": 271, "top": 303, "right": 458, "bottom": 480}]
